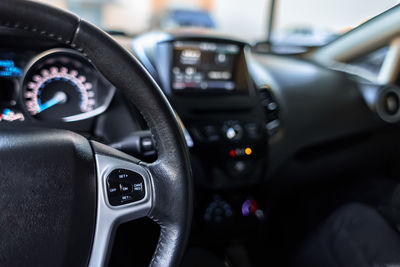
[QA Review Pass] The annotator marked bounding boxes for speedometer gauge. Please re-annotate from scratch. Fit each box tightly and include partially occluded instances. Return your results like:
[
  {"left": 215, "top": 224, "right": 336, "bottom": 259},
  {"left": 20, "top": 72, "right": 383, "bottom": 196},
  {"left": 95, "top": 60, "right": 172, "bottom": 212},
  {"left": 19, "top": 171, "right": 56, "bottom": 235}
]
[
  {"left": 22, "top": 49, "right": 114, "bottom": 121},
  {"left": 24, "top": 66, "right": 95, "bottom": 117}
]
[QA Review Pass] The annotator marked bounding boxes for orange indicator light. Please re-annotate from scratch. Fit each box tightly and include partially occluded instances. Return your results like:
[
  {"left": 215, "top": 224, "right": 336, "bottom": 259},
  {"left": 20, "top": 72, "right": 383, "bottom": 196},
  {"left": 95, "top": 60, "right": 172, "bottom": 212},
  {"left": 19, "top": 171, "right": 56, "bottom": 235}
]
[{"left": 245, "top": 147, "right": 252, "bottom": 155}]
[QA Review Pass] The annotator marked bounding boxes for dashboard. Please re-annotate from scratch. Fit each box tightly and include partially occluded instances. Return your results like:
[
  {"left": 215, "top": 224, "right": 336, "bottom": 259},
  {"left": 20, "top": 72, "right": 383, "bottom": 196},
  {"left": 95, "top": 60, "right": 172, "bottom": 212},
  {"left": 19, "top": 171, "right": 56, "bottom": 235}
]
[
  {"left": 2, "top": 26, "right": 397, "bottom": 215},
  {"left": 128, "top": 30, "right": 398, "bottom": 240},
  {"left": 2, "top": 29, "right": 393, "bottom": 189},
  {"left": 3, "top": 24, "right": 400, "bottom": 267},
  {"left": 130, "top": 30, "right": 400, "bottom": 196}
]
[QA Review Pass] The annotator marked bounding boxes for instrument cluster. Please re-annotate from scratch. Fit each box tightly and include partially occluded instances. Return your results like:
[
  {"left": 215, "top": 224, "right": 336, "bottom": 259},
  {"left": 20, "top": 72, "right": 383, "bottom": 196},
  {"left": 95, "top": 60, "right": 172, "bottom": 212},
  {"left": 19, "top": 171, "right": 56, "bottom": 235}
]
[{"left": 0, "top": 48, "right": 115, "bottom": 123}]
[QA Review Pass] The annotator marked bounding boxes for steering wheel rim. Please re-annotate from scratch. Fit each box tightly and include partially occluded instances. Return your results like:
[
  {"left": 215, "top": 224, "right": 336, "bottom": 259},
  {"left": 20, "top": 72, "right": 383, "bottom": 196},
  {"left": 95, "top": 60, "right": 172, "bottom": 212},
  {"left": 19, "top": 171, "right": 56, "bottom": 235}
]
[{"left": 0, "top": 0, "right": 193, "bottom": 266}]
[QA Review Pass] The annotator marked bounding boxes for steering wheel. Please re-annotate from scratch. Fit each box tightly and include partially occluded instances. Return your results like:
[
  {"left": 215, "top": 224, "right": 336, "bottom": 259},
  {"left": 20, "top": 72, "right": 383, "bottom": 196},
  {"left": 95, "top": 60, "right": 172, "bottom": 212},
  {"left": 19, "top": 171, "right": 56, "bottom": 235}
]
[{"left": 0, "top": 0, "right": 192, "bottom": 266}]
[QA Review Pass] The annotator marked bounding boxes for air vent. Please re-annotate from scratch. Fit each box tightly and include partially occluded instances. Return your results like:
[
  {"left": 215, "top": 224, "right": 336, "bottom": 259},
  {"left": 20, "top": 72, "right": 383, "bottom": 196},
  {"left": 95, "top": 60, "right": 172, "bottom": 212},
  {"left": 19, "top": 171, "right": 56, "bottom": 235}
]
[
  {"left": 258, "top": 85, "right": 280, "bottom": 135},
  {"left": 376, "top": 86, "right": 400, "bottom": 123}
]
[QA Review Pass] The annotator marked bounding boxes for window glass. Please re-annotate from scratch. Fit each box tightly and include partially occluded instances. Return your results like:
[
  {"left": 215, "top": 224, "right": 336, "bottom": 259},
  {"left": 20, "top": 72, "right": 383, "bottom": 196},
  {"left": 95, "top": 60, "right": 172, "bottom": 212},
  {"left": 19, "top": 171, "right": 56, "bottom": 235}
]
[{"left": 36, "top": 0, "right": 399, "bottom": 46}]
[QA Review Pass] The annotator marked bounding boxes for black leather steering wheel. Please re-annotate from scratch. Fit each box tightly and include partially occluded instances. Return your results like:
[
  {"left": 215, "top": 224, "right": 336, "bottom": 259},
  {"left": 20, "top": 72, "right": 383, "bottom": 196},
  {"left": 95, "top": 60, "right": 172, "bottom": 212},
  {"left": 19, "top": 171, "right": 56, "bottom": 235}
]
[{"left": 0, "top": 0, "right": 192, "bottom": 266}]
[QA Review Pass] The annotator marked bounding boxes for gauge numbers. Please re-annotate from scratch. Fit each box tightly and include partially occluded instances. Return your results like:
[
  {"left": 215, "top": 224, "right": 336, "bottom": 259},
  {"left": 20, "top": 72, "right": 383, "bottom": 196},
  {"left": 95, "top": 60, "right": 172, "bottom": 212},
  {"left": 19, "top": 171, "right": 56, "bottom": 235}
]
[{"left": 22, "top": 50, "right": 99, "bottom": 121}]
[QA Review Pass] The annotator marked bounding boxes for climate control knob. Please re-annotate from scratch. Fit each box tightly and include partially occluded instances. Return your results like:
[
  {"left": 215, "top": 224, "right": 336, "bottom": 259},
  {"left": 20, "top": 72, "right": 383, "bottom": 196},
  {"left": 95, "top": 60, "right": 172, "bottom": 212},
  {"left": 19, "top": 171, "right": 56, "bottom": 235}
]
[{"left": 223, "top": 122, "right": 243, "bottom": 141}]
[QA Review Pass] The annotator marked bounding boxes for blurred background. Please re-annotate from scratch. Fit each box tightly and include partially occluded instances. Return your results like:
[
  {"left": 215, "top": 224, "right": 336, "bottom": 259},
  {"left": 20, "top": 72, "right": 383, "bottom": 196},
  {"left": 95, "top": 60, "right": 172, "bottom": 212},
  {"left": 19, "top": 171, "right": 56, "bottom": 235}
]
[{"left": 35, "top": 0, "right": 399, "bottom": 46}]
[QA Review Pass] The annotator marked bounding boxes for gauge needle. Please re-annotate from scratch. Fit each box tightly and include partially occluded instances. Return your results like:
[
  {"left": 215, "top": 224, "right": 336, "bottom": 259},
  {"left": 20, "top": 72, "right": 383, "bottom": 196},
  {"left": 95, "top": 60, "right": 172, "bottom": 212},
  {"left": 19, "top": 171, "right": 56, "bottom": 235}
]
[{"left": 38, "top": 91, "right": 67, "bottom": 113}]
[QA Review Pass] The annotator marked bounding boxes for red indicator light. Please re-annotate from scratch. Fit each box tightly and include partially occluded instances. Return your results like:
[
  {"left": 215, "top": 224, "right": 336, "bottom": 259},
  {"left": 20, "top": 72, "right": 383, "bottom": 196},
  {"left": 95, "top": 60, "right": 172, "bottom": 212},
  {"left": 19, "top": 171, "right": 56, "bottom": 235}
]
[
  {"left": 250, "top": 200, "right": 258, "bottom": 213},
  {"left": 229, "top": 149, "right": 236, "bottom": 157}
]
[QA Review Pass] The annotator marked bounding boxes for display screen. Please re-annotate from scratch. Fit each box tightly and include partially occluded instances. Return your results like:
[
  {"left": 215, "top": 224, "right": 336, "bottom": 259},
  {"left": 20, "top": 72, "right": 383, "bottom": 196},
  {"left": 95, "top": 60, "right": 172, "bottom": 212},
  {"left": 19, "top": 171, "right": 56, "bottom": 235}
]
[
  {"left": 171, "top": 41, "right": 240, "bottom": 92},
  {"left": 0, "top": 59, "right": 22, "bottom": 78}
]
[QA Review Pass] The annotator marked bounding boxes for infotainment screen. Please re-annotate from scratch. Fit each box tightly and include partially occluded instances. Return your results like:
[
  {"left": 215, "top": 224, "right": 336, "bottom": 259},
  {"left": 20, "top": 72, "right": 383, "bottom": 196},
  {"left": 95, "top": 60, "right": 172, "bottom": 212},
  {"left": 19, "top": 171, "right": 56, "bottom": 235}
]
[{"left": 171, "top": 41, "right": 241, "bottom": 92}]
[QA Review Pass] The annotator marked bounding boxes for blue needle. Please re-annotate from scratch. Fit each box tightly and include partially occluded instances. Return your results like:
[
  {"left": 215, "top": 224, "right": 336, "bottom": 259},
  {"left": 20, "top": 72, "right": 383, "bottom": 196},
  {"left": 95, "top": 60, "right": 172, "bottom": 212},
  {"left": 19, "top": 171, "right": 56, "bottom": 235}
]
[{"left": 38, "top": 92, "right": 67, "bottom": 113}]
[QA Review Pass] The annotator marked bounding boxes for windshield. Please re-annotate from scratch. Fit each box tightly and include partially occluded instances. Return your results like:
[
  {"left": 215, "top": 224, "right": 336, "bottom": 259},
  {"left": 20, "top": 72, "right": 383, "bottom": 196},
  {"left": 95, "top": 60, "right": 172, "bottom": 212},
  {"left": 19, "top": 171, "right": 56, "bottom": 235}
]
[{"left": 36, "top": 0, "right": 398, "bottom": 46}]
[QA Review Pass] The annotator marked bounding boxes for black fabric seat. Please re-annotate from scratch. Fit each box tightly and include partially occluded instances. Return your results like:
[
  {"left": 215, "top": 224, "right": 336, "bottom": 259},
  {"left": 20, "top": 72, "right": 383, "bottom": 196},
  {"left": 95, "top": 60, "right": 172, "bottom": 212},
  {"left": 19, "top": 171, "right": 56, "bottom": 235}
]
[{"left": 293, "top": 203, "right": 400, "bottom": 267}]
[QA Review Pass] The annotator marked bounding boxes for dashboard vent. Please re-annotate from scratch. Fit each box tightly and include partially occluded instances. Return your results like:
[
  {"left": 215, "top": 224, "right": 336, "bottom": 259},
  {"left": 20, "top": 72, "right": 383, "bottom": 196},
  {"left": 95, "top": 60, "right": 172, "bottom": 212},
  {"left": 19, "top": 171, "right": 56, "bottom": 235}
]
[
  {"left": 376, "top": 86, "right": 400, "bottom": 123},
  {"left": 258, "top": 85, "right": 280, "bottom": 136}
]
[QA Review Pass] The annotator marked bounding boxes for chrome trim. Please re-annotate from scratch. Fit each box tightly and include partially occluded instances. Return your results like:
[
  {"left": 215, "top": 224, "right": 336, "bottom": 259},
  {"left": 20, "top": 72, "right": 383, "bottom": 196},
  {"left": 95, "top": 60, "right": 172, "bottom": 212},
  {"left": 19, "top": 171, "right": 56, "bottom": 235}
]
[
  {"left": 62, "top": 86, "right": 115, "bottom": 122},
  {"left": 88, "top": 154, "right": 153, "bottom": 267}
]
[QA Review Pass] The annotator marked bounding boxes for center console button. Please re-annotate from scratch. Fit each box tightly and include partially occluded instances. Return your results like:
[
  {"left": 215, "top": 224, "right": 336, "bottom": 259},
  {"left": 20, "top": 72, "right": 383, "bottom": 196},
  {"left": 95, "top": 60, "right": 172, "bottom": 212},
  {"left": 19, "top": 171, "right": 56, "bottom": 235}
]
[
  {"left": 223, "top": 122, "right": 243, "bottom": 141},
  {"left": 203, "top": 125, "right": 220, "bottom": 142},
  {"left": 245, "top": 123, "right": 260, "bottom": 139}
]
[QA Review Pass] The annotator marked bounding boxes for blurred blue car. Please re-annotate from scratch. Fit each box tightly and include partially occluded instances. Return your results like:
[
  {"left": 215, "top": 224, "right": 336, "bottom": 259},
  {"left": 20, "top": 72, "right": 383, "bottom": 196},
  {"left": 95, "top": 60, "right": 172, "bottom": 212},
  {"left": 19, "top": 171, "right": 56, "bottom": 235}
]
[{"left": 158, "top": 9, "right": 216, "bottom": 29}]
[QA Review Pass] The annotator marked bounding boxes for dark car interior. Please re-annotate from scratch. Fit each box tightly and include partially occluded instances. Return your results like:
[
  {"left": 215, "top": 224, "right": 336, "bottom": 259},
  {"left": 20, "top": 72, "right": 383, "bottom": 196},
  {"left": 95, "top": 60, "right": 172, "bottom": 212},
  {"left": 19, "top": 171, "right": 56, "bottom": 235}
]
[{"left": 2, "top": 0, "right": 400, "bottom": 266}]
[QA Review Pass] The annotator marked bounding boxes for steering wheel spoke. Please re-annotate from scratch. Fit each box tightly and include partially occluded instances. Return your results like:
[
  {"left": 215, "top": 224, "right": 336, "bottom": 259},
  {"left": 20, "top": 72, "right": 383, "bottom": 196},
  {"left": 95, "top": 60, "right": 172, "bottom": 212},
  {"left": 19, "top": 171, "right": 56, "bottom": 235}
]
[{"left": 89, "top": 152, "right": 154, "bottom": 266}]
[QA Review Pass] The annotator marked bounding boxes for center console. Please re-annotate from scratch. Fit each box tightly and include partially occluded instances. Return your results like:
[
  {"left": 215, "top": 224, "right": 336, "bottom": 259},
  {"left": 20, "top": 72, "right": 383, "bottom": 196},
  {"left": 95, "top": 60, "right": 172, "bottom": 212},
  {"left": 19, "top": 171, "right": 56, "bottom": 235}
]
[
  {"left": 132, "top": 32, "right": 268, "bottom": 237},
  {"left": 153, "top": 36, "right": 267, "bottom": 188}
]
